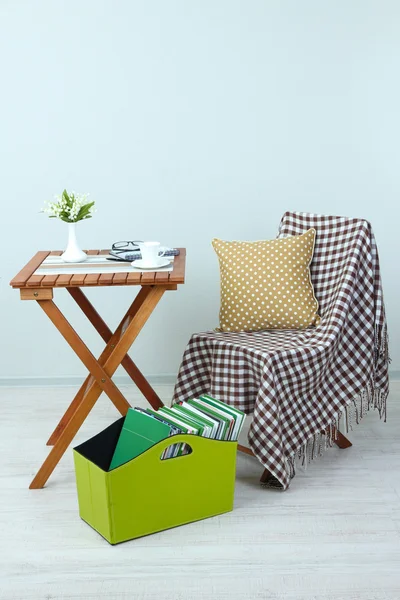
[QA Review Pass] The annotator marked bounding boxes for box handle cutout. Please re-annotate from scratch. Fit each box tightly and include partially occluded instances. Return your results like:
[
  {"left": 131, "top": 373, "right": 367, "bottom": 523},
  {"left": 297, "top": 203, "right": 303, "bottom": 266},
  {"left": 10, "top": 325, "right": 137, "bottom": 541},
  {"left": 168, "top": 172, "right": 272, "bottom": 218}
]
[{"left": 160, "top": 442, "right": 193, "bottom": 460}]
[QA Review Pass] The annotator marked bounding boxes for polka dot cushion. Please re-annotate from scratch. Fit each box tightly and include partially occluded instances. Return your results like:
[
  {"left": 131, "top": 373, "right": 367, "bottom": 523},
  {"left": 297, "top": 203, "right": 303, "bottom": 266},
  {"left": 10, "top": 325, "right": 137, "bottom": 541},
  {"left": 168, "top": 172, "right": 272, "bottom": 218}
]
[{"left": 212, "top": 228, "right": 320, "bottom": 332}]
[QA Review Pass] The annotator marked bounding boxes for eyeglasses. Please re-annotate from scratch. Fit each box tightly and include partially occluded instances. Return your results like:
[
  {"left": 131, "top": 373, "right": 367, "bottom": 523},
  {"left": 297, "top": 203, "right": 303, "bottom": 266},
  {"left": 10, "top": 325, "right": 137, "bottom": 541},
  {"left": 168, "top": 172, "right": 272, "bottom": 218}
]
[
  {"left": 112, "top": 240, "right": 143, "bottom": 250},
  {"left": 111, "top": 240, "right": 143, "bottom": 254}
]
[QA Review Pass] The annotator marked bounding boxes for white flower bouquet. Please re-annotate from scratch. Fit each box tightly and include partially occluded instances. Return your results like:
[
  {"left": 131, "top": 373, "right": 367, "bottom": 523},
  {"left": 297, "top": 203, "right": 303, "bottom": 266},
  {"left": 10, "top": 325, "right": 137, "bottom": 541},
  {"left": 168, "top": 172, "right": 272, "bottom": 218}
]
[
  {"left": 42, "top": 189, "right": 95, "bottom": 223},
  {"left": 42, "top": 189, "right": 96, "bottom": 263}
]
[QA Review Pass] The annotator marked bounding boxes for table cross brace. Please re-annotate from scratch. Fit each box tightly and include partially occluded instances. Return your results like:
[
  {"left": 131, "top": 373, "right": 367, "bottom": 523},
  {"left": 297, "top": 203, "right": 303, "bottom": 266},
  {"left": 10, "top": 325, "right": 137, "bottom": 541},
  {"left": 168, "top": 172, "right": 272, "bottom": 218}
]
[
  {"left": 46, "top": 287, "right": 164, "bottom": 446},
  {"left": 29, "top": 284, "right": 168, "bottom": 489}
]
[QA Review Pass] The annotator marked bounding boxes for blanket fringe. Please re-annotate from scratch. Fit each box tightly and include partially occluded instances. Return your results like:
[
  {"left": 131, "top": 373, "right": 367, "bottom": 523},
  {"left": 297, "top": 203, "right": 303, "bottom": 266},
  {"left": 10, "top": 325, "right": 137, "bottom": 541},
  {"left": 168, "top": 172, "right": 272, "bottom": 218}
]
[
  {"left": 284, "top": 384, "right": 388, "bottom": 483},
  {"left": 375, "top": 322, "right": 391, "bottom": 365}
]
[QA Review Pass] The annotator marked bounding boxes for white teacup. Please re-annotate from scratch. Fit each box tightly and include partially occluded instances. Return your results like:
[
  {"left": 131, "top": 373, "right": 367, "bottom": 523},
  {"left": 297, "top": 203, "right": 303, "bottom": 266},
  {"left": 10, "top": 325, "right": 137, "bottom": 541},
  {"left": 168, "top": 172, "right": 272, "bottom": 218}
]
[{"left": 139, "top": 241, "right": 167, "bottom": 266}]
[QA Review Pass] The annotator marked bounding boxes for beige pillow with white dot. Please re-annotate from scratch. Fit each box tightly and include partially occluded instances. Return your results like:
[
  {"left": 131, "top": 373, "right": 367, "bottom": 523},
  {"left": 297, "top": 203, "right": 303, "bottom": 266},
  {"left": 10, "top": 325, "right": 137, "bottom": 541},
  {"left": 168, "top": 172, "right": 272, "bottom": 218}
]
[{"left": 212, "top": 229, "right": 320, "bottom": 332}]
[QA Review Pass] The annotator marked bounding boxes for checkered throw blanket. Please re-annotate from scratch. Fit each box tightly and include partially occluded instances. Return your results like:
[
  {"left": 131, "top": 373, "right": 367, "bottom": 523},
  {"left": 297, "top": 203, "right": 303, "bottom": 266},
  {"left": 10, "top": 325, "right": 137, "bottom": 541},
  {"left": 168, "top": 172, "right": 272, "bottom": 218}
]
[{"left": 172, "top": 212, "right": 390, "bottom": 490}]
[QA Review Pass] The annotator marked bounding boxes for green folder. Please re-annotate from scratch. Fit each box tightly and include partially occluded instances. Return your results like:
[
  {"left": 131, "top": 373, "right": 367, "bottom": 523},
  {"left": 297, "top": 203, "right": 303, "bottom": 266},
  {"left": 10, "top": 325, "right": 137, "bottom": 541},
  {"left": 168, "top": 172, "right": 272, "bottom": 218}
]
[
  {"left": 199, "top": 395, "right": 246, "bottom": 440},
  {"left": 144, "top": 409, "right": 184, "bottom": 458},
  {"left": 158, "top": 407, "right": 198, "bottom": 435},
  {"left": 195, "top": 397, "right": 236, "bottom": 440},
  {"left": 157, "top": 407, "right": 198, "bottom": 456},
  {"left": 109, "top": 408, "right": 171, "bottom": 470},
  {"left": 188, "top": 399, "right": 231, "bottom": 440},
  {"left": 172, "top": 404, "right": 215, "bottom": 438}
]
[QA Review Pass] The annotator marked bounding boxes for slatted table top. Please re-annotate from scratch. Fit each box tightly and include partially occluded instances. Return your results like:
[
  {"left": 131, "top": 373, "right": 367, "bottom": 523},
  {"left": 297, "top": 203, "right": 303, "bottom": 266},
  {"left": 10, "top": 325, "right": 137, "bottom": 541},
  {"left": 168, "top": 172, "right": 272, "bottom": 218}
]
[{"left": 10, "top": 249, "right": 186, "bottom": 289}]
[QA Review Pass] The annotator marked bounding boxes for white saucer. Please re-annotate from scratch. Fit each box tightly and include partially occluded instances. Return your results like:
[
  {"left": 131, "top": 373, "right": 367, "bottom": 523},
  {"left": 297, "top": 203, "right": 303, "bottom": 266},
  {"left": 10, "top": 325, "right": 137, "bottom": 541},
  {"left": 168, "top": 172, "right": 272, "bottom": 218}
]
[{"left": 131, "top": 258, "right": 171, "bottom": 270}]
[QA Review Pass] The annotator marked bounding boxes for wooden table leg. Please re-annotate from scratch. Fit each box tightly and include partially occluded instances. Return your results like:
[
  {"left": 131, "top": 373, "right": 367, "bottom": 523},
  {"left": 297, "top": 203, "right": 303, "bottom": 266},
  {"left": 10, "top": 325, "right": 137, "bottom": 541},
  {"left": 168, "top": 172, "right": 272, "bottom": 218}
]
[
  {"left": 238, "top": 444, "right": 281, "bottom": 486},
  {"left": 38, "top": 300, "right": 131, "bottom": 415},
  {"left": 260, "top": 468, "right": 275, "bottom": 484},
  {"left": 238, "top": 444, "right": 254, "bottom": 457},
  {"left": 334, "top": 431, "right": 352, "bottom": 449},
  {"left": 29, "top": 285, "right": 167, "bottom": 489},
  {"left": 67, "top": 287, "right": 163, "bottom": 410},
  {"left": 319, "top": 429, "right": 353, "bottom": 449},
  {"left": 46, "top": 286, "right": 154, "bottom": 445},
  {"left": 46, "top": 376, "right": 94, "bottom": 446}
]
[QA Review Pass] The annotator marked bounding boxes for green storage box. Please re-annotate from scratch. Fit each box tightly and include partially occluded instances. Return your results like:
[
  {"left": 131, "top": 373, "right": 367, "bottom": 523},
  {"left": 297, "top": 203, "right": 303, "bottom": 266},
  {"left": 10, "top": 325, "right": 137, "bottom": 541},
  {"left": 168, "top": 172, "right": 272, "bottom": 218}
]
[{"left": 73, "top": 417, "right": 238, "bottom": 544}]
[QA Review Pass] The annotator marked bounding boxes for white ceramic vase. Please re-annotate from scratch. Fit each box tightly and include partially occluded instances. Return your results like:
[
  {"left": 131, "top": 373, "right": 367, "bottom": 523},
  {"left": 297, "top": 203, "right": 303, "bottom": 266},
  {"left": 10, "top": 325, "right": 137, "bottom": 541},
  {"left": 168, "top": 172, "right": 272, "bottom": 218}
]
[{"left": 61, "top": 222, "right": 87, "bottom": 263}]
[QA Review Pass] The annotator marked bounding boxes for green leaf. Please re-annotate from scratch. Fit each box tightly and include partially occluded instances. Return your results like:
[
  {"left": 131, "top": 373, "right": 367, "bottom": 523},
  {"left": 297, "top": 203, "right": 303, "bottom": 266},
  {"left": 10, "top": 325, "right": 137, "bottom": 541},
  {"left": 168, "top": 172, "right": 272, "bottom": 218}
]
[{"left": 76, "top": 201, "right": 95, "bottom": 221}]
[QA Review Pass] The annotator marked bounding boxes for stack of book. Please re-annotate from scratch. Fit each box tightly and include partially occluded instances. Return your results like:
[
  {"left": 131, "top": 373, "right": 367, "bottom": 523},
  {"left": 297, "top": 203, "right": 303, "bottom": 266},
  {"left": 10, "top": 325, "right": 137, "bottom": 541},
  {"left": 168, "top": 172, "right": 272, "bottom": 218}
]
[{"left": 110, "top": 395, "right": 246, "bottom": 470}]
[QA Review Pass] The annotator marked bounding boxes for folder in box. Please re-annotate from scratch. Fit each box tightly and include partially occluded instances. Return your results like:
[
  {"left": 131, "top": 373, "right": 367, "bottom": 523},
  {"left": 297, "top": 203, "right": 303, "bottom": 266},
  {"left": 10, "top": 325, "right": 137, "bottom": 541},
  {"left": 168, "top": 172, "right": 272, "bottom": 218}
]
[{"left": 109, "top": 408, "right": 172, "bottom": 469}]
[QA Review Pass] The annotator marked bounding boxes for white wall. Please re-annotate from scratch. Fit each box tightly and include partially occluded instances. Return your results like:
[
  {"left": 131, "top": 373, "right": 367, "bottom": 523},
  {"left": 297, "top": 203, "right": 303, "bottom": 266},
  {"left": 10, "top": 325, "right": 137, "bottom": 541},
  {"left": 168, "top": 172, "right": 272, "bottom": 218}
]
[{"left": 1, "top": 0, "right": 399, "bottom": 383}]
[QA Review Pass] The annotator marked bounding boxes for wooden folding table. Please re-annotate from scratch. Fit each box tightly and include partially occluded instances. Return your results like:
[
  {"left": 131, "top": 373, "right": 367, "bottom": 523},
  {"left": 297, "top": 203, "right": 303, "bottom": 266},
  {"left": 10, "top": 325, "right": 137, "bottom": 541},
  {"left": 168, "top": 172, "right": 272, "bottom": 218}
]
[{"left": 10, "top": 249, "right": 186, "bottom": 489}]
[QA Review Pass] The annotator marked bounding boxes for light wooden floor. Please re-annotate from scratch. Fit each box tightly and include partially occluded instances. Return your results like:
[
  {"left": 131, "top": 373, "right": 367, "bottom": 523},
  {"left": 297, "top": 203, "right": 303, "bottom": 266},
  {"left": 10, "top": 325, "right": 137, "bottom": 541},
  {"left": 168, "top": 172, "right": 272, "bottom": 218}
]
[{"left": 1, "top": 382, "right": 399, "bottom": 600}]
